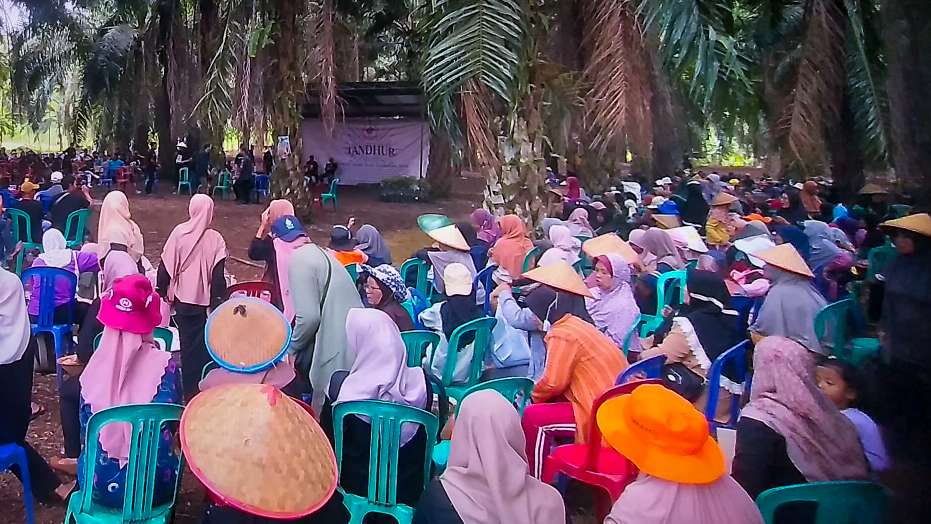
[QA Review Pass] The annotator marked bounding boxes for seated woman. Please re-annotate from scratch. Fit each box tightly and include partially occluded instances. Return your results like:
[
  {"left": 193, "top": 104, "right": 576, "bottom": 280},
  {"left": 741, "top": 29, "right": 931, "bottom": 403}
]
[
  {"left": 638, "top": 270, "right": 742, "bottom": 421},
  {"left": 78, "top": 274, "right": 181, "bottom": 507},
  {"left": 584, "top": 254, "right": 640, "bottom": 349},
  {"left": 470, "top": 208, "right": 501, "bottom": 247},
  {"left": 599, "top": 384, "right": 764, "bottom": 524},
  {"left": 490, "top": 215, "right": 534, "bottom": 282},
  {"left": 329, "top": 225, "right": 368, "bottom": 266},
  {"left": 419, "top": 263, "right": 482, "bottom": 383},
  {"left": 455, "top": 221, "right": 488, "bottom": 270},
  {"left": 248, "top": 200, "right": 308, "bottom": 318},
  {"left": 804, "top": 220, "right": 855, "bottom": 301},
  {"left": 413, "top": 390, "right": 566, "bottom": 524},
  {"left": 361, "top": 264, "right": 414, "bottom": 331},
  {"left": 97, "top": 190, "right": 145, "bottom": 262},
  {"left": 539, "top": 224, "right": 580, "bottom": 268},
  {"left": 733, "top": 337, "right": 868, "bottom": 506},
  {"left": 566, "top": 207, "right": 595, "bottom": 237},
  {"left": 520, "top": 262, "right": 628, "bottom": 478},
  {"left": 355, "top": 224, "right": 392, "bottom": 267},
  {"left": 419, "top": 224, "right": 483, "bottom": 304},
  {"left": 28, "top": 229, "right": 100, "bottom": 325},
  {"left": 633, "top": 227, "right": 685, "bottom": 273},
  {"left": 705, "top": 192, "right": 740, "bottom": 249}
]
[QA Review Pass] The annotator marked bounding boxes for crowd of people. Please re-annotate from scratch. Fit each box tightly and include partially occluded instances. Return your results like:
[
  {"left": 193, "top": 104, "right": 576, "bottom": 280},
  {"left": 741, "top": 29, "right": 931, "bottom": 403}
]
[{"left": 0, "top": 162, "right": 929, "bottom": 523}]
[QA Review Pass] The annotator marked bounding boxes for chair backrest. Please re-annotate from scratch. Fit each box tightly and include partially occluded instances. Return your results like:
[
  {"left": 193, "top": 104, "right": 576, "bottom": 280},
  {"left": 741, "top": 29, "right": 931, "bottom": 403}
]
[
  {"left": 616, "top": 355, "right": 666, "bottom": 384},
  {"left": 227, "top": 281, "right": 275, "bottom": 303},
  {"left": 440, "top": 316, "right": 497, "bottom": 387},
  {"left": 400, "top": 330, "right": 441, "bottom": 367},
  {"left": 333, "top": 400, "right": 438, "bottom": 507},
  {"left": 473, "top": 264, "right": 498, "bottom": 316},
  {"left": 178, "top": 167, "right": 189, "bottom": 181},
  {"left": 621, "top": 314, "right": 659, "bottom": 355},
  {"left": 522, "top": 246, "right": 542, "bottom": 273},
  {"left": 865, "top": 245, "right": 896, "bottom": 281},
  {"left": 219, "top": 169, "right": 232, "bottom": 186},
  {"left": 655, "top": 269, "right": 687, "bottom": 310},
  {"left": 7, "top": 207, "right": 34, "bottom": 244},
  {"left": 63, "top": 208, "right": 91, "bottom": 246},
  {"left": 703, "top": 340, "right": 751, "bottom": 429},
  {"left": 94, "top": 327, "right": 174, "bottom": 352},
  {"left": 74, "top": 403, "right": 184, "bottom": 521},
  {"left": 400, "top": 258, "right": 430, "bottom": 297},
  {"left": 458, "top": 377, "right": 534, "bottom": 415},
  {"left": 755, "top": 481, "right": 887, "bottom": 524},
  {"left": 255, "top": 174, "right": 270, "bottom": 191},
  {"left": 346, "top": 263, "right": 359, "bottom": 283},
  {"left": 585, "top": 379, "right": 662, "bottom": 470},
  {"left": 21, "top": 267, "right": 77, "bottom": 328},
  {"left": 731, "top": 295, "right": 764, "bottom": 334},
  {"left": 814, "top": 298, "right": 854, "bottom": 356},
  {"left": 327, "top": 177, "right": 339, "bottom": 194}
]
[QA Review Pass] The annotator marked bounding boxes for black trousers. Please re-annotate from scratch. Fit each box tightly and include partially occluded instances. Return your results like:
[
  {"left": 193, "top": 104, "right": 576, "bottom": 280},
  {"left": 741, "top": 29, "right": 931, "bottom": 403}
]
[
  {"left": 144, "top": 167, "right": 157, "bottom": 194},
  {"left": 234, "top": 178, "right": 254, "bottom": 203},
  {"left": 59, "top": 375, "right": 82, "bottom": 458},
  {"left": 175, "top": 305, "right": 210, "bottom": 401}
]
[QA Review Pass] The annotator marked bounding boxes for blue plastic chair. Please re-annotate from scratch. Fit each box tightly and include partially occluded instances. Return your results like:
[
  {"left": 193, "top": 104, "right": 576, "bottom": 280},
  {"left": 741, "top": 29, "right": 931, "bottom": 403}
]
[
  {"left": 253, "top": 174, "right": 270, "bottom": 202},
  {"left": 756, "top": 481, "right": 887, "bottom": 524},
  {"left": 333, "top": 400, "right": 438, "bottom": 524},
  {"left": 431, "top": 316, "right": 497, "bottom": 402},
  {"left": 473, "top": 264, "right": 498, "bottom": 316},
  {"left": 320, "top": 177, "right": 340, "bottom": 208},
  {"left": 0, "top": 443, "right": 34, "bottom": 524},
  {"left": 731, "top": 296, "right": 764, "bottom": 334},
  {"left": 65, "top": 403, "right": 184, "bottom": 524},
  {"left": 704, "top": 340, "right": 751, "bottom": 431},
  {"left": 21, "top": 267, "right": 76, "bottom": 386},
  {"left": 616, "top": 355, "right": 666, "bottom": 384},
  {"left": 38, "top": 193, "right": 55, "bottom": 214},
  {"left": 655, "top": 269, "right": 687, "bottom": 310}
]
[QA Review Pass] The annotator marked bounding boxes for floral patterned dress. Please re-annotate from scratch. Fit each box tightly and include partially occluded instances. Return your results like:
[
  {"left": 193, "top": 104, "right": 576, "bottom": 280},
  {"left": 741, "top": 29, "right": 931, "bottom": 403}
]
[{"left": 77, "top": 361, "right": 182, "bottom": 508}]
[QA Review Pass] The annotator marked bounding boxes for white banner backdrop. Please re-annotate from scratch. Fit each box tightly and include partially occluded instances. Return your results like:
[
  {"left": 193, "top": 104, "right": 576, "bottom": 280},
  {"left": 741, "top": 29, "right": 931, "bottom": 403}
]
[{"left": 301, "top": 119, "right": 430, "bottom": 185}]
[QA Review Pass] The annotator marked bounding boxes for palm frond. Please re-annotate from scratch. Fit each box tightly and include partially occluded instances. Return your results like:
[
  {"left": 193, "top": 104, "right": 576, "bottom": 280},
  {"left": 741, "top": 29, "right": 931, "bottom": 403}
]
[
  {"left": 460, "top": 79, "right": 496, "bottom": 168},
  {"left": 190, "top": 1, "right": 246, "bottom": 137},
  {"left": 843, "top": 0, "right": 888, "bottom": 165}
]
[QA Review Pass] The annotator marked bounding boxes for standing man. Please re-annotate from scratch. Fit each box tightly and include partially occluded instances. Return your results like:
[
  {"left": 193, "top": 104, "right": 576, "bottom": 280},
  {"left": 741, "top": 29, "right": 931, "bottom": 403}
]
[
  {"left": 233, "top": 145, "right": 254, "bottom": 204},
  {"left": 262, "top": 146, "right": 274, "bottom": 176},
  {"left": 193, "top": 144, "right": 211, "bottom": 194},
  {"left": 142, "top": 142, "right": 158, "bottom": 194}
]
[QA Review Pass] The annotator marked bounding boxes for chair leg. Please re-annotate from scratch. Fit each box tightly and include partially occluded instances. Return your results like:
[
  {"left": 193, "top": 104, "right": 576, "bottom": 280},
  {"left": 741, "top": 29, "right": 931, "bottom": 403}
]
[{"left": 14, "top": 448, "right": 35, "bottom": 524}]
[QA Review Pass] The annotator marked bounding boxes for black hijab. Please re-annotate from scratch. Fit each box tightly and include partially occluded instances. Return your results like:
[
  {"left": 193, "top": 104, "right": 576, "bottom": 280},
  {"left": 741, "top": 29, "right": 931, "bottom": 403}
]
[
  {"left": 680, "top": 182, "right": 710, "bottom": 226},
  {"left": 525, "top": 285, "right": 557, "bottom": 324},
  {"left": 779, "top": 190, "right": 809, "bottom": 225},
  {"left": 547, "top": 290, "right": 594, "bottom": 325},
  {"left": 441, "top": 292, "right": 482, "bottom": 345}
]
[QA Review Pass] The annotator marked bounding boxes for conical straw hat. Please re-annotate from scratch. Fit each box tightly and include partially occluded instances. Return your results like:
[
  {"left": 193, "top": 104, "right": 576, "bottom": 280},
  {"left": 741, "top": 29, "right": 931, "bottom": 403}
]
[
  {"left": 711, "top": 192, "right": 738, "bottom": 206},
  {"left": 417, "top": 213, "right": 453, "bottom": 233},
  {"left": 180, "top": 384, "right": 337, "bottom": 519},
  {"left": 206, "top": 297, "right": 291, "bottom": 373},
  {"left": 653, "top": 214, "right": 681, "bottom": 229},
  {"left": 666, "top": 226, "right": 709, "bottom": 254},
  {"left": 755, "top": 243, "right": 814, "bottom": 278},
  {"left": 881, "top": 213, "right": 931, "bottom": 238},
  {"left": 523, "top": 261, "right": 593, "bottom": 298},
  {"left": 427, "top": 224, "right": 470, "bottom": 251},
  {"left": 582, "top": 234, "right": 639, "bottom": 264},
  {"left": 858, "top": 183, "right": 888, "bottom": 195}
]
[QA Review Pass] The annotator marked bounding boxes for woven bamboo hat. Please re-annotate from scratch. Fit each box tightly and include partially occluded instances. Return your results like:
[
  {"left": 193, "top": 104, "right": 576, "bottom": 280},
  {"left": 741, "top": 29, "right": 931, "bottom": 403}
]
[
  {"left": 523, "top": 261, "right": 593, "bottom": 298},
  {"left": 710, "top": 192, "right": 738, "bottom": 206},
  {"left": 881, "top": 213, "right": 931, "bottom": 238},
  {"left": 426, "top": 224, "right": 470, "bottom": 251},
  {"left": 582, "top": 234, "right": 639, "bottom": 264},
  {"left": 205, "top": 297, "right": 291, "bottom": 373},
  {"left": 666, "top": 226, "right": 709, "bottom": 254},
  {"left": 181, "top": 384, "right": 337, "bottom": 519},
  {"left": 652, "top": 214, "right": 681, "bottom": 229},
  {"left": 858, "top": 183, "right": 888, "bottom": 195},
  {"left": 755, "top": 243, "right": 814, "bottom": 278}
]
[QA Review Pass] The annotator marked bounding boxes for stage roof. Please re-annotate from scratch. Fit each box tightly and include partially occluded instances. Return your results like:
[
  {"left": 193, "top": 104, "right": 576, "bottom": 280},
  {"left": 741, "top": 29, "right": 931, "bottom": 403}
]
[{"left": 301, "top": 82, "right": 425, "bottom": 119}]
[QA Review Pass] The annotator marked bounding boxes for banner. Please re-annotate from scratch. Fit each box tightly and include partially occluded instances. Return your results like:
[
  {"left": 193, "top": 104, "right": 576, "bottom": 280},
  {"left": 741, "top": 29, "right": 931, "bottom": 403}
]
[{"left": 301, "top": 119, "right": 430, "bottom": 185}]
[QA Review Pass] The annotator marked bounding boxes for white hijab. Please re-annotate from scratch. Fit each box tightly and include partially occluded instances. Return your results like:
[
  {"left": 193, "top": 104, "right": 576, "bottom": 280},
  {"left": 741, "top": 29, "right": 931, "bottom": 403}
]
[
  {"left": 38, "top": 228, "right": 73, "bottom": 268},
  {"left": 0, "top": 267, "right": 31, "bottom": 365}
]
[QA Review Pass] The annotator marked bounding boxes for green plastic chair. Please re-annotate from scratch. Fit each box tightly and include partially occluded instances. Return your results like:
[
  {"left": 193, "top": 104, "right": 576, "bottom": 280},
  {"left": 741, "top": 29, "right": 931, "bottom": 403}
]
[
  {"left": 813, "top": 298, "right": 880, "bottom": 366},
  {"left": 211, "top": 169, "right": 232, "bottom": 199},
  {"left": 346, "top": 263, "right": 359, "bottom": 283},
  {"left": 94, "top": 328, "right": 174, "bottom": 352},
  {"left": 320, "top": 177, "right": 339, "bottom": 208},
  {"left": 65, "top": 403, "right": 184, "bottom": 524},
  {"left": 888, "top": 204, "right": 912, "bottom": 218},
  {"left": 431, "top": 377, "right": 534, "bottom": 470},
  {"left": 64, "top": 208, "right": 91, "bottom": 249},
  {"left": 756, "top": 481, "right": 887, "bottom": 524},
  {"left": 333, "top": 400, "right": 438, "bottom": 524},
  {"left": 865, "top": 244, "right": 896, "bottom": 282},
  {"left": 430, "top": 316, "right": 497, "bottom": 403},
  {"left": 399, "top": 258, "right": 431, "bottom": 297},
  {"left": 176, "top": 167, "right": 191, "bottom": 194},
  {"left": 400, "top": 330, "right": 441, "bottom": 367},
  {"left": 7, "top": 208, "right": 43, "bottom": 275},
  {"left": 655, "top": 269, "right": 687, "bottom": 311},
  {"left": 521, "top": 246, "right": 542, "bottom": 273},
  {"left": 621, "top": 314, "right": 659, "bottom": 355}
]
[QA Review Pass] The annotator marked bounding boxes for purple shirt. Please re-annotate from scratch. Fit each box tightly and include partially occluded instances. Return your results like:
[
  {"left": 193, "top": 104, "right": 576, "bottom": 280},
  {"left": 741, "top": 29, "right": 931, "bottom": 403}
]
[
  {"left": 28, "top": 251, "right": 100, "bottom": 316},
  {"left": 843, "top": 407, "right": 889, "bottom": 473}
]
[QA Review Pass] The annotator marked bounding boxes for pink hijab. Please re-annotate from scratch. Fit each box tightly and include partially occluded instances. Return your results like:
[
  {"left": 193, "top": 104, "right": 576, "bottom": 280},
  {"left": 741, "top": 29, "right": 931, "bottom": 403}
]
[
  {"left": 740, "top": 336, "right": 869, "bottom": 482},
  {"left": 441, "top": 390, "right": 566, "bottom": 524},
  {"left": 101, "top": 251, "right": 139, "bottom": 290},
  {"left": 606, "top": 474, "right": 763, "bottom": 524},
  {"left": 585, "top": 254, "right": 640, "bottom": 348},
  {"left": 274, "top": 235, "right": 309, "bottom": 322},
  {"left": 566, "top": 207, "right": 594, "bottom": 237},
  {"left": 262, "top": 199, "right": 295, "bottom": 225},
  {"left": 490, "top": 215, "right": 534, "bottom": 278},
  {"left": 98, "top": 191, "right": 145, "bottom": 261},
  {"left": 640, "top": 228, "right": 685, "bottom": 269},
  {"left": 471, "top": 208, "right": 501, "bottom": 244},
  {"left": 546, "top": 224, "right": 581, "bottom": 265},
  {"left": 160, "top": 194, "right": 227, "bottom": 306}
]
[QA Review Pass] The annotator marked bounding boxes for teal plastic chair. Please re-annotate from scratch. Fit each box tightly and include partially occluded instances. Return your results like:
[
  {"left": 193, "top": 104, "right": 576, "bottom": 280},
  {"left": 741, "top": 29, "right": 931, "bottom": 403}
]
[
  {"left": 814, "top": 298, "right": 880, "bottom": 365},
  {"left": 346, "top": 263, "right": 359, "bottom": 283},
  {"left": 64, "top": 208, "right": 91, "bottom": 249},
  {"left": 94, "top": 328, "right": 174, "bottom": 352},
  {"left": 201, "top": 361, "right": 218, "bottom": 380},
  {"left": 7, "top": 208, "right": 43, "bottom": 275},
  {"left": 211, "top": 169, "right": 232, "bottom": 199},
  {"left": 431, "top": 317, "right": 497, "bottom": 403},
  {"left": 756, "top": 481, "right": 887, "bottom": 524},
  {"left": 865, "top": 244, "right": 896, "bottom": 282},
  {"left": 320, "top": 177, "right": 339, "bottom": 208},
  {"left": 655, "top": 269, "right": 687, "bottom": 310},
  {"left": 620, "top": 314, "right": 659, "bottom": 355},
  {"left": 431, "top": 378, "right": 534, "bottom": 470},
  {"left": 333, "top": 400, "right": 438, "bottom": 524},
  {"left": 65, "top": 403, "right": 184, "bottom": 524},
  {"left": 888, "top": 204, "right": 912, "bottom": 218},
  {"left": 176, "top": 167, "right": 191, "bottom": 194},
  {"left": 521, "top": 246, "right": 542, "bottom": 273},
  {"left": 400, "top": 330, "right": 441, "bottom": 367},
  {"left": 399, "top": 258, "right": 431, "bottom": 298}
]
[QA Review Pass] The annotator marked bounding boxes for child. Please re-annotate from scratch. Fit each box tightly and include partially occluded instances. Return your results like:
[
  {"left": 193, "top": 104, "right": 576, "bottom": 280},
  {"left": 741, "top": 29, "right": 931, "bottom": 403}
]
[{"left": 816, "top": 358, "right": 889, "bottom": 473}]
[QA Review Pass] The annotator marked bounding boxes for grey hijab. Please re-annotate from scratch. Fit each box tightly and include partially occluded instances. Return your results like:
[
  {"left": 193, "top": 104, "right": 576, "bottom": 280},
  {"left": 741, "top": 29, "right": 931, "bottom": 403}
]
[
  {"left": 803, "top": 220, "right": 842, "bottom": 269},
  {"left": 734, "top": 221, "right": 770, "bottom": 241},
  {"left": 356, "top": 224, "right": 392, "bottom": 264},
  {"left": 751, "top": 266, "right": 828, "bottom": 354}
]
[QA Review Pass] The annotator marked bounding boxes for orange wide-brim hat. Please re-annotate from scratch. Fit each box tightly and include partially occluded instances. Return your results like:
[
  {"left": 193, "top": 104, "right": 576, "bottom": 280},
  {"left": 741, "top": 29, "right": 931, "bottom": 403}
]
[
  {"left": 742, "top": 213, "right": 772, "bottom": 224},
  {"left": 881, "top": 213, "right": 931, "bottom": 239},
  {"left": 180, "top": 384, "right": 338, "bottom": 519},
  {"left": 755, "top": 243, "right": 814, "bottom": 278},
  {"left": 597, "top": 384, "right": 724, "bottom": 485},
  {"left": 523, "top": 261, "right": 593, "bottom": 298},
  {"left": 582, "top": 234, "right": 639, "bottom": 264}
]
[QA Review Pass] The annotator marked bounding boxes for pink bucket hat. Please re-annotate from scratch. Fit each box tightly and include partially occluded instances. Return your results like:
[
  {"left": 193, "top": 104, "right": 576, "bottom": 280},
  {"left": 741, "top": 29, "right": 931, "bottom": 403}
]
[{"left": 98, "top": 274, "right": 162, "bottom": 334}]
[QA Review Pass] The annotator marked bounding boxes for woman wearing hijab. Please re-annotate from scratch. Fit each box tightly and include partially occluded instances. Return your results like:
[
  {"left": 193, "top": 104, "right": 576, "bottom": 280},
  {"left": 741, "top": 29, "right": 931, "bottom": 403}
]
[
  {"left": 355, "top": 224, "right": 392, "bottom": 266},
  {"left": 773, "top": 225, "right": 812, "bottom": 263},
  {"left": 0, "top": 267, "right": 63, "bottom": 503},
  {"left": 97, "top": 190, "right": 145, "bottom": 261},
  {"left": 329, "top": 225, "right": 368, "bottom": 266},
  {"left": 565, "top": 175, "right": 581, "bottom": 202},
  {"left": 455, "top": 221, "right": 489, "bottom": 270},
  {"left": 421, "top": 224, "right": 485, "bottom": 304},
  {"left": 585, "top": 254, "right": 640, "bottom": 349},
  {"left": 520, "top": 262, "right": 628, "bottom": 478},
  {"left": 778, "top": 190, "right": 810, "bottom": 225},
  {"left": 249, "top": 212, "right": 310, "bottom": 321},
  {"left": 28, "top": 228, "right": 100, "bottom": 324},
  {"left": 157, "top": 194, "right": 228, "bottom": 399},
  {"left": 470, "top": 208, "right": 501, "bottom": 246},
  {"left": 680, "top": 179, "right": 710, "bottom": 228},
  {"left": 599, "top": 385, "right": 764, "bottom": 524},
  {"left": 489, "top": 215, "right": 534, "bottom": 280},
  {"left": 419, "top": 263, "right": 483, "bottom": 384},
  {"left": 804, "top": 220, "right": 855, "bottom": 300},
  {"left": 539, "top": 224, "right": 581, "bottom": 267},
  {"left": 565, "top": 207, "right": 594, "bottom": 237},
  {"left": 77, "top": 275, "right": 181, "bottom": 507},
  {"left": 413, "top": 390, "right": 566, "bottom": 524},
  {"left": 318, "top": 308, "right": 432, "bottom": 521},
  {"left": 248, "top": 199, "right": 298, "bottom": 309},
  {"left": 733, "top": 336, "right": 868, "bottom": 503},
  {"left": 361, "top": 264, "right": 414, "bottom": 331},
  {"left": 800, "top": 180, "right": 823, "bottom": 217},
  {"left": 639, "top": 270, "right": 743, "bottom": 420},
  {"left": 638, "top": 227, "right": 685, "bottom": 273}
]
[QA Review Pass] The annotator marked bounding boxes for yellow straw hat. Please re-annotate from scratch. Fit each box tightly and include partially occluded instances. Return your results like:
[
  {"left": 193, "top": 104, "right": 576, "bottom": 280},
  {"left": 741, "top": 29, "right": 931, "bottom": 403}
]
[
  {"left": 523, "top": 261, "right": 593, "bottom": 298},
  {"left": 205, "top": 297, "right": 291, "bottom": 373},
  {"left": 858, "top": 183, "right": 888, "bottom": 195},
  {"left": 582, "top": 234, "right": 639, "bottom": 264},
  {"left": 426, "top": 224, "right": 470, "bottom": 251},
  {"left": 181, "top": 384, "right": 338, "bottom": 519},
  {"left": 711, "top": 192, "right": 738, "bottom": 206},
  {"left": 755, "top": 243, "right": 814, "bottom": 278},
  {"left": 597, "top": 384, "right": 724, "bottom": 485},
  {"left": 881, "top": 213, "right": 931, "bottom": 238},
  {"left": 652, "top": 214, "right": 681, "bottom": 229}
]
